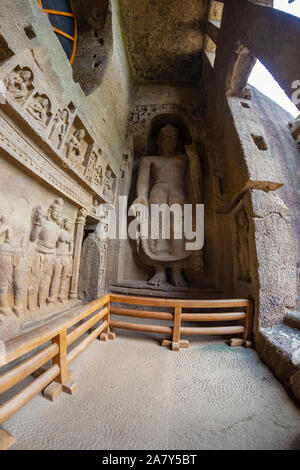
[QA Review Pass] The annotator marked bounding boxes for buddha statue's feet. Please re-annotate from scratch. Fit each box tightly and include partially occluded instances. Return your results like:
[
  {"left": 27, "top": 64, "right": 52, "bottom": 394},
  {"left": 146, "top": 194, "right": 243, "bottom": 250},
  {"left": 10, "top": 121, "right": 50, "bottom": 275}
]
[
  {"left": 171, "top": 269, "right": 188, "bottom": 288},
  {"left": 147, "top": 270, "right": 167, "bottom": 287}
]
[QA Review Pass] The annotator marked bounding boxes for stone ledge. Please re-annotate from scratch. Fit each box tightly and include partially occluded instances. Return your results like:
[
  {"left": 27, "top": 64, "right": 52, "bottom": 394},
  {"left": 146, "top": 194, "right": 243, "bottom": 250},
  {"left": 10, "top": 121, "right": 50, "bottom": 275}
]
[
  {"left": 284, "top": 311, "right": 300, "bottom": 331},
  {"left": 257, "top": 325, "right": 300, "bottom": 405}
]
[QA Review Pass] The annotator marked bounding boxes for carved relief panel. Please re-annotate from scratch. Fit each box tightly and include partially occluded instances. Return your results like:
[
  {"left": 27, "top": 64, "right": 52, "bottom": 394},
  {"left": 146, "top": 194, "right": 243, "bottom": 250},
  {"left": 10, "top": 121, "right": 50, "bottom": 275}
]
[
  {"left": 64, "top": 116, "right": 92, "bottom": 173},
  {"left": 1, "top": 55, "right": 118, "bottom": 211},
  {"left": 0, "top": 158, "right": 87, "bottom": 341},
  {"left": 49, "top": 108, "right": 71, "bottom": 150},
  {"left": 0, "top": 52, "right": 119, "bottom": 340},
  {"left": 103, "top": 164, "right": 116, "bottom": 202},
  {"left": 4, "top": 65, "right": 34, "bottom": 105},
  {"left": 26, "top": 92, "right": 52, "bottom": 127}
]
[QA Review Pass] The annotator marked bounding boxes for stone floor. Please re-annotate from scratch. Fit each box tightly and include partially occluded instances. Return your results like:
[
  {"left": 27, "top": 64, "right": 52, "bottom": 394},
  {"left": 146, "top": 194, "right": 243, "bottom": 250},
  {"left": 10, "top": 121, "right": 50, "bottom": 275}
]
[{"left": 3, "top": 331, "right": 300, "bottom": 450}]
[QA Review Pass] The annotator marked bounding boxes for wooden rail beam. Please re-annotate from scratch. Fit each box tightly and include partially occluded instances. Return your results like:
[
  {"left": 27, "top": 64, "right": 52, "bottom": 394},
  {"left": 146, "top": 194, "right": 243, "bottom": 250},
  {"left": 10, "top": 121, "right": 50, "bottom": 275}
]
[
  {"left": 0, "top": 365, "right": 60, "bottom": 425},
  {"left": 181, "top": 312, "right": 246, "bottom": 321},
  {"left": 180, "top": 325, "right": 245, "bottom": 335},
  {"left": 67, "top": 321, "right": 108, "bottom": 364},
  {"left": 0, "top": 343, "right": 59, "bottom": 395},
  {"left": 111, "top": 307, "right": 173, "bottom": 321},
  {"left": 110, "top": 320, "right": 172, "bottom": 335}
]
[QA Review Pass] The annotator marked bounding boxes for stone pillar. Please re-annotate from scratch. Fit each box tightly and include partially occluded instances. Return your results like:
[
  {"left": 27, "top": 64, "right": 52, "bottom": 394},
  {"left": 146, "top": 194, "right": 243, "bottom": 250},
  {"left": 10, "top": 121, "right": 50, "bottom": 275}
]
[{"left": 69, "top": 207, "right": 87, "bottom": 299}]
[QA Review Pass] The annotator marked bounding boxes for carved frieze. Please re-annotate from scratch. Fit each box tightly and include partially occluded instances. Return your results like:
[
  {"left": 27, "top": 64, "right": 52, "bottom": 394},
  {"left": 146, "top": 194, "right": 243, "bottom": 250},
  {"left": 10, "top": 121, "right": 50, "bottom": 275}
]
[
  {"left": 128, "top": 103, "right": 204, "bottom": 136},
  {"left": 0, "top": 112, "right": 91, "bottom": 209},
  {"left": 1, "top": 60, "right": 117, "bottom": 206}
]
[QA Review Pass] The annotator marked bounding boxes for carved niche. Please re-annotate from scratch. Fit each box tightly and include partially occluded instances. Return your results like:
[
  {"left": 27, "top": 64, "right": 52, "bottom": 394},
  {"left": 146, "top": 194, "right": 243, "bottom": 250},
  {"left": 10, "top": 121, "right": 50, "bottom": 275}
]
[
  {"left": 26, "top": 92, "right": 52, "bottom": 127},
  {"left": 103, "top": 164, "right": 116, "bottom": 201},
  {"left": 49, "top": 108, "right": 70, "bottom": 150},
  {"left": 85, "top": 150, "right": 98, "bottom": 181},
  {"left": 79, "top": 204, "right": 109, "bottom": 301},
  {"left": 4, "top": 65, "right": 34, "bottom": 105},
  {"left": 128, "top": 103, "right": 204, "bottom": 136},
  {"left": 64, "top": 117, "right": 93, "bottom": 174},
  {"left": 129, "top": 122, "right": 203, "bottom": 289}
]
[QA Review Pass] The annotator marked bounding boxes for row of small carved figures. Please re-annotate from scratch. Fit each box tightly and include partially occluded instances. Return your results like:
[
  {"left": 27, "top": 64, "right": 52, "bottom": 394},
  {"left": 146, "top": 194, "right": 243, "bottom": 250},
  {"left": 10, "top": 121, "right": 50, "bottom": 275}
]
[
  {"left": 0, "top": 198, "right": 107, "bottom": 320},
  {"left": 3, "top": 66, "right": 115, "bottom": 196}
]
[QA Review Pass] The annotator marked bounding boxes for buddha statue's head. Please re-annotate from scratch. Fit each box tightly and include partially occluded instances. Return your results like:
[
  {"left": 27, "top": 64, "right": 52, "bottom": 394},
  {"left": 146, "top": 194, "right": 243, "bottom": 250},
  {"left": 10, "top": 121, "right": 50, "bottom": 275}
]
[{"left": 157, "top": 124, "right": 181, "bottom": 156}]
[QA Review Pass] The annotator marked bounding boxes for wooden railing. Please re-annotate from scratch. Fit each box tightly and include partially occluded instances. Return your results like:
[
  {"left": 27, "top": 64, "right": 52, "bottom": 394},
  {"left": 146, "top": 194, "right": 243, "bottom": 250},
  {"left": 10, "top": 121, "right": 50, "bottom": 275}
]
[
  {"left": 110, "top": 294, "right": 253, "bottom": 351},
  {"left": 0, "top": 294, "right": 112, "bottom": 450},
  {"left": 0, "top": 293, "right": 253, "bottom": 450}
]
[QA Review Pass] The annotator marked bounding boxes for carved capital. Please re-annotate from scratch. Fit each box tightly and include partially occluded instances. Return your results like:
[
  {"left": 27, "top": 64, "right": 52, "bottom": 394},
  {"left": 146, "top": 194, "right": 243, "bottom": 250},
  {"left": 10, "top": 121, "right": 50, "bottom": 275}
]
[{"left": 76, "top": 207, "right": 87, "bottom": 224}]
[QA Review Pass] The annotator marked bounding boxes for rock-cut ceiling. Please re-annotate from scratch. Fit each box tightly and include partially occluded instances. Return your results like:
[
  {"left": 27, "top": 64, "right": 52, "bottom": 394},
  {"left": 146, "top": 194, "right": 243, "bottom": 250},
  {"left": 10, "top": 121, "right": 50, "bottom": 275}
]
[{"left": 119, "top": 0, "right": 208, "bottom": 83}]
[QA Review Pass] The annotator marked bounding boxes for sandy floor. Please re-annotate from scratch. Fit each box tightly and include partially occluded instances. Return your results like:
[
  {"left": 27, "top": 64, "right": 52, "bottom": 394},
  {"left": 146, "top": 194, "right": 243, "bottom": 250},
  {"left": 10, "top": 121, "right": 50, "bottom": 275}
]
[{"left": 3, "top": 331, "right": 300, "bottom": 450}]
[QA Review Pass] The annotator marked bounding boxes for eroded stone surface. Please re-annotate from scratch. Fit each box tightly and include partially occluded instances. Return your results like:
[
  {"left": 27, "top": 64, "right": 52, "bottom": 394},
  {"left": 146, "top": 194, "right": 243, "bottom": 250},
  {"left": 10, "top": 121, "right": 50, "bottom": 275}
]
[{"left": 120, "top": 0, "right": 207, "bottom": 82}]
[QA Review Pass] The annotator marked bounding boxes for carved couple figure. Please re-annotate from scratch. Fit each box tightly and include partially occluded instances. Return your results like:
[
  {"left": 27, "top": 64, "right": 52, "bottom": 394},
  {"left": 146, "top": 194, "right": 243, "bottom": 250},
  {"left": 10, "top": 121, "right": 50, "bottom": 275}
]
[
  {"left": 27, "top": 96, "right": 50, "bottom": 125},
  {"left": 29, "top": 198, "right": 74, "bottom": 309},
  {"left": 5, "top": 68, "right": 32, "bottom": 104}
]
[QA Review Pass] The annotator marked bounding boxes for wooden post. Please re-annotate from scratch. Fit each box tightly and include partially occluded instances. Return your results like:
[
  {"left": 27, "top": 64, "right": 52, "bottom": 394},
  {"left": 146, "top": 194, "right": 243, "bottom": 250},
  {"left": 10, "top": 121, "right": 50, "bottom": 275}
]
[
  {"left": 100, "top": 301, "right": 116, "bottom": 342},
  {"left": 69, "top": 207, "right": 87, "bottom": 299},
  {"left": 162, "top": 306, "right": 189, "bottom": 350},
  {"left": 244, "top": 300, "right": 254, "bottom": 348},
  {"left": 171, "top": 306, "right": 181, "bottom": 351},
  {"left": 43, "top": 329, "right": 77, "bottom": 401},
  {"left": 0, "top": 428, "right": 15, "bottom": 450}
]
